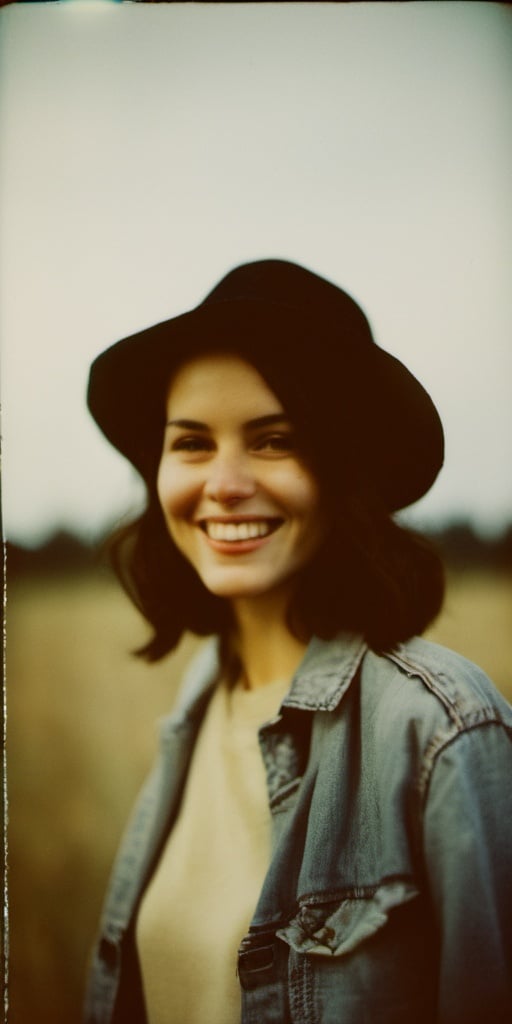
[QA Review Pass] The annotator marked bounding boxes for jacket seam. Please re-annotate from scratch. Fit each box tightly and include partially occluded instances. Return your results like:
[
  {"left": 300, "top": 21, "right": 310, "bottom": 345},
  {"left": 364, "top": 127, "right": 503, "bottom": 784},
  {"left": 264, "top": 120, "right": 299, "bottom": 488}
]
[
  {"left": 295, "top": 874, "right": 418, "bottom": 908},
  {"left": 385, "top": 650, "right": 466, "bottom": 727},
  {"left": 419, "top": 717, "right": 512, "bottom": 809}
]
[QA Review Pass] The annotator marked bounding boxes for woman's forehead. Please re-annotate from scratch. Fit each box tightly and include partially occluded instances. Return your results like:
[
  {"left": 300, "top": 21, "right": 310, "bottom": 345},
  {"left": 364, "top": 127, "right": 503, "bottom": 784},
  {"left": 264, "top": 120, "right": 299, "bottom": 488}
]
[{"left": 164, "top": 351, "right": 285, "bottom": 417}]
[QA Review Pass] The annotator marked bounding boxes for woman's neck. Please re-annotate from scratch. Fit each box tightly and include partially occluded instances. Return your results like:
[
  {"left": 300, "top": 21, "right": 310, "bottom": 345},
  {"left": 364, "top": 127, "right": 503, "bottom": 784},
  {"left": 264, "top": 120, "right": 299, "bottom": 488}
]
[{"left": 230, "top": 591, "right": 309, "bottom": 690}]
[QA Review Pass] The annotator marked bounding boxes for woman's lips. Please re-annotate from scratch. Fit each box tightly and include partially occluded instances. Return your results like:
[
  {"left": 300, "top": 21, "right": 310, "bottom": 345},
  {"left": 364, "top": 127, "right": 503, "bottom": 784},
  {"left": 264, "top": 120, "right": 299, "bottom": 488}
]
[
  {"left": 200, "top": 518, "right": 282, "bottom": 541},
  {"left": 197, "top": 517, "right": 283, "bottom": 552}
]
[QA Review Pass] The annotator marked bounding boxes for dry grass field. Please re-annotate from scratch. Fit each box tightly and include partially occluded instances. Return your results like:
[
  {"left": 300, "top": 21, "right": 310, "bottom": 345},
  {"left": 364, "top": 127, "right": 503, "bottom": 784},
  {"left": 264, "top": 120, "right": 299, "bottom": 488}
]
[{"left": 5, "top": 568, "right": 512, "bottom": 1023}]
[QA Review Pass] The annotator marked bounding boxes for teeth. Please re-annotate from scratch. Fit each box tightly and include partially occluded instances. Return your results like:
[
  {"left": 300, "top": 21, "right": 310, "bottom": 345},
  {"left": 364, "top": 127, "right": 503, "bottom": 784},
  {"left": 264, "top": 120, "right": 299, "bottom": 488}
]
[{"left": 205, "top": 521, "right": 275, "bottom": 542}]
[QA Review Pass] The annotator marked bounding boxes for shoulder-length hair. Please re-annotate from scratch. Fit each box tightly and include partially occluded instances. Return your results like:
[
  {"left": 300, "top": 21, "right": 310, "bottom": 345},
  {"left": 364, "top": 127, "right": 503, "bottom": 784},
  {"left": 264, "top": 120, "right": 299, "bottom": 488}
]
[{"left": 109, "top": 461, "right": 445, "bottom": 661}]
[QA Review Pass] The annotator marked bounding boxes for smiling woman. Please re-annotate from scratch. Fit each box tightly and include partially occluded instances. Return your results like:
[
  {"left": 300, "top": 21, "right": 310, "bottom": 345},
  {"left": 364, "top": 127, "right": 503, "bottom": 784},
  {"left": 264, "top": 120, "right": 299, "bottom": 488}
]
[
  {"left": 84, "top": 260, "right": 512, "bottom": 1024},
  {"left": 157, "top": 354, "right": 324, "bottom": 608}
]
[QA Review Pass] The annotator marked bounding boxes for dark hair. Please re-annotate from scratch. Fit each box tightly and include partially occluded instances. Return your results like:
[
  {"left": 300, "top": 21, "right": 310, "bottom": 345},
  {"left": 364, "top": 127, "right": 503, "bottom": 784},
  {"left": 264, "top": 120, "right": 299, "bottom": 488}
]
[{"left": 109, "top": 468, "right": 445, "bottom": 662}]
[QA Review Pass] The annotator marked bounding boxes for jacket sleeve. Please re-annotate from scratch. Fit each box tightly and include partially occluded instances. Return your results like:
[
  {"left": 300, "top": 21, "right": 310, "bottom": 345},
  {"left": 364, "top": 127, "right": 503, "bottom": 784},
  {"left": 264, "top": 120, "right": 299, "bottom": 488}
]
[{"left": 422, "top": 720, "right": 512, "bottom": 1024}]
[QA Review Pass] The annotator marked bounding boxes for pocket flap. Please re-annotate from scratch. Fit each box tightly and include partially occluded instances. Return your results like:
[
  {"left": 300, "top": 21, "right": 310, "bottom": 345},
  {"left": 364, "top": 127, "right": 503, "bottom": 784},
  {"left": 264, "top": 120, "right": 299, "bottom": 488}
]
[{"left": 277, "top": 879, "right": 419, "bottom": 957}]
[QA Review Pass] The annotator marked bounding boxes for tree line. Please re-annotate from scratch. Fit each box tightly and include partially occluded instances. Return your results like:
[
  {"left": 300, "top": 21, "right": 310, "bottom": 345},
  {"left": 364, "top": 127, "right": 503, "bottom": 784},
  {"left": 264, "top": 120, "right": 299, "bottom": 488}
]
[{"left": 5, "top": 520, "right": 512, "bottom": 581}]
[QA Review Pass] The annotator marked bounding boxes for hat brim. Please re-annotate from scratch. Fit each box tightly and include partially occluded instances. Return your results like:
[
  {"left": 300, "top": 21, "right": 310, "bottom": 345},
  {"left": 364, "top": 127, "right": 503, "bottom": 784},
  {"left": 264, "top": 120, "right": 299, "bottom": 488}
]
[{"left": 87, "top": 298, "right": 444, "bottom": 511}]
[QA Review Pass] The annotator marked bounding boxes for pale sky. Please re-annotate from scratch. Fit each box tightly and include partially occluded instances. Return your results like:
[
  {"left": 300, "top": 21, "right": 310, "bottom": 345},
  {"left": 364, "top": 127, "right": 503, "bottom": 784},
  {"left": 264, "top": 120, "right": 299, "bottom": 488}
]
[{"left": 1, "top": 1, "right": 511, "bottom": 545}]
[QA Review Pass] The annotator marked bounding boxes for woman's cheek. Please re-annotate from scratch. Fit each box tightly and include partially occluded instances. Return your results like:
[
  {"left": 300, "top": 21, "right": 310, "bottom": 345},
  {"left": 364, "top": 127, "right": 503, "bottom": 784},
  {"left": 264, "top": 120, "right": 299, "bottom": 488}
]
[
  {"left": 156, "top": 458, "right": 170, "bottom": 514},
  {"left": 157, "top": 459, "right": 196, "bottom": 519},
  {"left": 156, "top": 459, "right": 181, "bottom": 518},
  {"left": 277, "top": 464, "right": 321, "bottom": 516}
]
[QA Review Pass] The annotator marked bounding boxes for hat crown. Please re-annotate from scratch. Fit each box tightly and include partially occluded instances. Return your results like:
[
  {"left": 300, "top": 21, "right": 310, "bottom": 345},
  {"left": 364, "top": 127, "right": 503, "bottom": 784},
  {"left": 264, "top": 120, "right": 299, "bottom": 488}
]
[{"left": 203, "top": 259, "right": 371, "bottom": 335}]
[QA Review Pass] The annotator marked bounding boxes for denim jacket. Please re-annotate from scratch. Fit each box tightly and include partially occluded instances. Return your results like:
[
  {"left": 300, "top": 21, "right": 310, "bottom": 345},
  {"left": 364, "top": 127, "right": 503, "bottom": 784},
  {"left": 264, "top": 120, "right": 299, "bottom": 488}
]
[{"left": 84, "top": 633, "right": 512, "bottom": 1024}]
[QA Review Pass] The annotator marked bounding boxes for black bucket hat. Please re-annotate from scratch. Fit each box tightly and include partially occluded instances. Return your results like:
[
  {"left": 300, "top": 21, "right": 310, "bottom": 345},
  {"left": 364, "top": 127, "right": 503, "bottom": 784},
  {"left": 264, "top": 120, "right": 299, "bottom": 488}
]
[{"left": 87, "top": 259, "right": 444, "bottom": 511}]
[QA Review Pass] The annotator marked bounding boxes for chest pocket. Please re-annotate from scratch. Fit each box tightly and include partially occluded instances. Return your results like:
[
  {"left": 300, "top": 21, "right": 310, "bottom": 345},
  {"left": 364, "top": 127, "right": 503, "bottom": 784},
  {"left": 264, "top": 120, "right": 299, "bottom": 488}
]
[
  {"left": 276, "top": 879, "right": 437, "bottom": 1024},
  {"left": 277, "top": 878, "right": 418, "bottom": 956}
]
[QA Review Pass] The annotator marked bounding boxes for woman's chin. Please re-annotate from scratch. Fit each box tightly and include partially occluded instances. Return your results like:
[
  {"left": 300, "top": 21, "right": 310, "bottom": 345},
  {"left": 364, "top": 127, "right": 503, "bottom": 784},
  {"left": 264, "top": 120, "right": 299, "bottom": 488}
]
[{"left": 198, "top": 568, "right": 290, "bottom": 603}]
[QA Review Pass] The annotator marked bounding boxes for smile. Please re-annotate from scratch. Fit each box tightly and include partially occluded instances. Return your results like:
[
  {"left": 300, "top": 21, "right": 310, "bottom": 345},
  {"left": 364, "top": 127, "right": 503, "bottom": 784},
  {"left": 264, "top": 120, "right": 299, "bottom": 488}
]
[{"left": 199, "top": 519, "right": 283, "bottom": 542}]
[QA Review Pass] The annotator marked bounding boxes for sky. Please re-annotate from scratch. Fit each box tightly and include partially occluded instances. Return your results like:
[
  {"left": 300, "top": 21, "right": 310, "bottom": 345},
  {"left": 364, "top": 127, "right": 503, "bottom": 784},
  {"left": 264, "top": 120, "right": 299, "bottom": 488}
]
[{"left": 1, "top": 0, "right": 511, "bottom": 546}]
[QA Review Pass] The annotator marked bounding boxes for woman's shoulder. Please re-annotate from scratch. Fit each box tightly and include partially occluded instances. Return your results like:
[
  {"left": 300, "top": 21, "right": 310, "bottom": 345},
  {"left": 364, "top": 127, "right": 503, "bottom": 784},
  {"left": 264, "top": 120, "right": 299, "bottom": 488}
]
[
  {"left": 364, "top": 635, "right": 512, "bottom": 733},
  {"left": 353, "top": 638, "right": 512, "bottom": 809}
]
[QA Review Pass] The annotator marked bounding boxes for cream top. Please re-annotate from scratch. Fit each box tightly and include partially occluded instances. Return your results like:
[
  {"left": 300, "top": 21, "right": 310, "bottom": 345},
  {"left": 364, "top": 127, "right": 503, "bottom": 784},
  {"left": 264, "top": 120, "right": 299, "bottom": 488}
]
[{"left": 135, "top": 674, "right": 290, "bottom": 1024}]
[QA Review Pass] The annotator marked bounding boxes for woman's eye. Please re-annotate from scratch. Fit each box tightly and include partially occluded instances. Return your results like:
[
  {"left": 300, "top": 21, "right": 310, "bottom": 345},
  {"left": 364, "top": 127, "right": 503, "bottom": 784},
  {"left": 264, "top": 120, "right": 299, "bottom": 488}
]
[
  {"left": 171, "top": 435, "right": 213, "bottom": 453},
  {"left": 253, "top": 433, "right": 295, "bottom": 454}
]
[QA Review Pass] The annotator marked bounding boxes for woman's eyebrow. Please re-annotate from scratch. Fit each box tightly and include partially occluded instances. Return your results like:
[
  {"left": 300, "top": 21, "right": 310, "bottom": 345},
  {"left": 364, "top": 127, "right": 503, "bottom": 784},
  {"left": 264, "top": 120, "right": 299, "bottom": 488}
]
[
  {"left": 245, "top": 414, "right": 290, "bottom": 430},
  {"left": 166, "top": 413, "right": 290, "bottom": 430},
  {"left": 166, "top": 418, "right": 210, "bottom": 430}
]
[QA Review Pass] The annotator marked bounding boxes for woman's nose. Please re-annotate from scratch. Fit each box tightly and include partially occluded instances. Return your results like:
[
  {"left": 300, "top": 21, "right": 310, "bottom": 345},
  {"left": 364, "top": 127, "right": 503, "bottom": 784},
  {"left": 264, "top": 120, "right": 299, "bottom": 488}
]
[{"left": 203, "top": 450, "right": 256, "bottom": 504}]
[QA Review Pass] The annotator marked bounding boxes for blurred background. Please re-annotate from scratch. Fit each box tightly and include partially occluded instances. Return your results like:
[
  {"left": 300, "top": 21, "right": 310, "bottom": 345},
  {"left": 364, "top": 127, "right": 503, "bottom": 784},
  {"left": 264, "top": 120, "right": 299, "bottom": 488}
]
[{"left": 2, "top": 2, "right": 511, "bottom": 1021}]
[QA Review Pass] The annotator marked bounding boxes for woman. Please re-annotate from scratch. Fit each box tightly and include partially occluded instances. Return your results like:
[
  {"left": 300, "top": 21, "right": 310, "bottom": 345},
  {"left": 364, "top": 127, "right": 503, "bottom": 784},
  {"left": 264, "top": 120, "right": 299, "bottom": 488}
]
[{"left": 84, "top": 260, "right": 512, "bottom": 1024}]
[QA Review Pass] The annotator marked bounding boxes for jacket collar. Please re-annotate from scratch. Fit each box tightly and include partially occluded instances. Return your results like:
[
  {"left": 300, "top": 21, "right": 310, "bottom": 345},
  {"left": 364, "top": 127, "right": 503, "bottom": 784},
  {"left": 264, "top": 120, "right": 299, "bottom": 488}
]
[
  {"left": 283, "top": 632, "right": 366, "bottom": 712},
  {"left": 170, "top": 632, "right": 367, "bottom": 728}
]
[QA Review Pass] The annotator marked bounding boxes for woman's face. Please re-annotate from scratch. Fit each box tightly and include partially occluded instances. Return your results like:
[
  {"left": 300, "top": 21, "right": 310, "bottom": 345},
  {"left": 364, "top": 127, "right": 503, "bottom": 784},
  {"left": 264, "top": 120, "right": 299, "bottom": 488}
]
[{"left": 157, "top": 353, "right": 325, "bottom": 604}]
